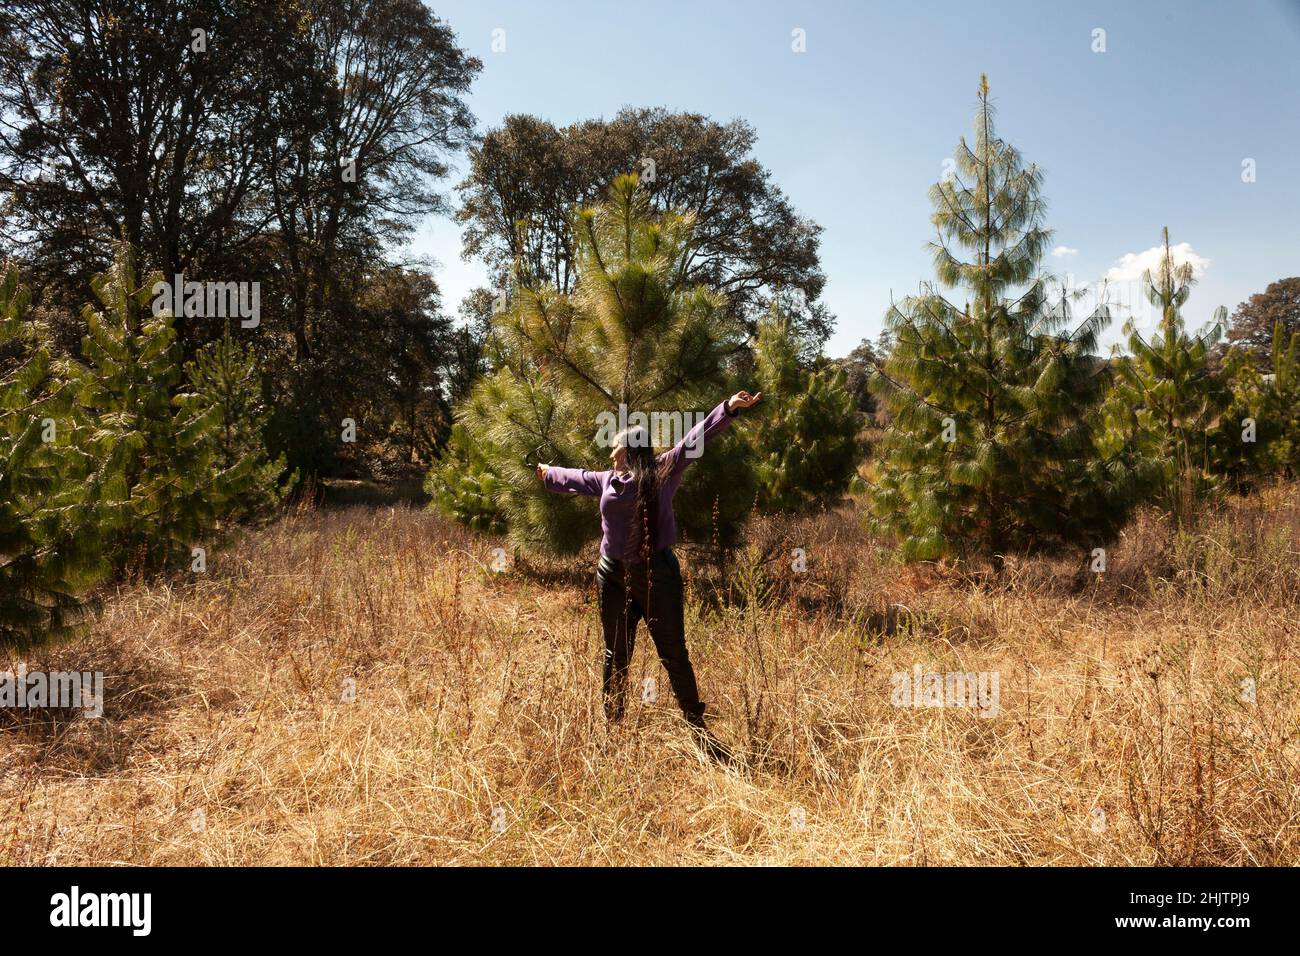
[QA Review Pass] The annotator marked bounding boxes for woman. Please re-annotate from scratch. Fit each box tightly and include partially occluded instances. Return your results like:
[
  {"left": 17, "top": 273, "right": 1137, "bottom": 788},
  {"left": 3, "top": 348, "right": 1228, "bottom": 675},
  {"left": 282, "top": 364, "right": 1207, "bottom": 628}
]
[{"left": 537, "top": 390, "right": 761, "bottom": 758}]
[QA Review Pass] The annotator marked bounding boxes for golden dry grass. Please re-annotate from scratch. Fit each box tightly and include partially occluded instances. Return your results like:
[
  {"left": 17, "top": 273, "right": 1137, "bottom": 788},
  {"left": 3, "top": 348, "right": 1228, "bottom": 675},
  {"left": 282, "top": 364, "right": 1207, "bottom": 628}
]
[{"left": 3, "top": 487, "right": 1298, "bottom": 866}]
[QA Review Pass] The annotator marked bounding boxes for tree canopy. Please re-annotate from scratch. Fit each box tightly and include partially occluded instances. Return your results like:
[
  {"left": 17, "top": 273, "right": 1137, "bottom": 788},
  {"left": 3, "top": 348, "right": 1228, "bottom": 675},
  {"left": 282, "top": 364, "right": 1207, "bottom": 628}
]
[{"left": 456, "top": 108, "right": 833, "bottom": 355}]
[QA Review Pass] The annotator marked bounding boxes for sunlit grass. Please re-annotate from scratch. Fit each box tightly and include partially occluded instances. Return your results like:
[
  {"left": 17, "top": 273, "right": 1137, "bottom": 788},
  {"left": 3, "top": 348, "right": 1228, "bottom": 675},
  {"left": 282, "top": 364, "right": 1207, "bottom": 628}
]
[{"left": 3, "top": 489, "right": 1297, "bottom": 865}]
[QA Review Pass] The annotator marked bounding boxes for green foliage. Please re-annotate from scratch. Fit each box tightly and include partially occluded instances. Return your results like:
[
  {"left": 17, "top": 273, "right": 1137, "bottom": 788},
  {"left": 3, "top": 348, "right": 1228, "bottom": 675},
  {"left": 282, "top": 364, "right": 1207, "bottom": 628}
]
[
  {"left": 1221, "top": 276, "right": 1300, "bottom": 370},
  {"left": 432, "top": 174, "right": 751, "bottom": 554},
  {"left": 424, "top": 422, "right": 507, "bottom": 533},
  {"left": 1100, "top": 228, "right": 1230, "bottom": 525},
  {"left": 0, "top": 264, "right": 104, "bottom": 647},
  {"left": 265, "top": 383, "right": 334, "bottom": 487},
  {"left": 76, "top": 244, "right": 283, "bottom": 576},
  {"left": 180, "top": 325, "right": 293, "bottom": 523},
  {"left": 869, "top": 76, "right": 1137, "bottom": 562},
  {"left": 74, "top": 245, "right": 211, "bottom": 573},
  {"left": 1261, "top": 323, "right": 1300, "bottom": 476},
  {"left": 1, "top": 0, "right": 482, "bottom": 481},
  {"left": 1216, "top": 321, "right": 1300, "bottom": 486},
  {"left": 3, "top": 245, "right": 290, "bottom": 645},
  {"left": 752, "top": 304, "right": 860, "bottom": 512},
  {"left": 457, "top": 107, "right": 833, "bottom": 351},
  {"left": 671, "top": 431, "right": 759, "bottom": 552},
  {"left": 834, "top": 331, "right": 893, "bottom": 419}
]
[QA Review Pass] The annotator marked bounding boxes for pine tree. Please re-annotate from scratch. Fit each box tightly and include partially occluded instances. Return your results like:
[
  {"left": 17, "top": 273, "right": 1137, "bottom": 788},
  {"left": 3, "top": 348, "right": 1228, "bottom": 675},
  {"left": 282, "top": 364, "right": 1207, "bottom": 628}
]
[
  {"left": 0, "top": 263, "right": 103, "bottom": 647},
  {"left": 179, "top": 325, "right": 293, "bottom": 523},
  {"left": 75, "top": 244, "right": 226, "bottom": 575},
  {"left": 424, "top": 421, "right": 507, "bottom": 533},
  {"left": 869, "top": 76, "right": 1134, "bottom": 563},
  {"left": 1261, "top": 321, "right": 1300, "bottom": 476},
  {"left": 433, "top": 174, "right": 753, "bottom": 554},
  {"left": 751, "top": 301, "right": 860, "bottom": 512},
  {"left": 1217, "top": 320, "right": 1300, "bottom": 487},
  {"left": 1100, "top": 228, "right": 1230, "bottom": 525}
]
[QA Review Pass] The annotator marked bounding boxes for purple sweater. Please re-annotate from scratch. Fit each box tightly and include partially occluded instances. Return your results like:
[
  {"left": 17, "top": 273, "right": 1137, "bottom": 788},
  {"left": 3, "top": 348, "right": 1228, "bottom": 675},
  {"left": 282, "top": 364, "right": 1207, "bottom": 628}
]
[{"left": 542, "top": 400, "right": 739, "bottom": 561}]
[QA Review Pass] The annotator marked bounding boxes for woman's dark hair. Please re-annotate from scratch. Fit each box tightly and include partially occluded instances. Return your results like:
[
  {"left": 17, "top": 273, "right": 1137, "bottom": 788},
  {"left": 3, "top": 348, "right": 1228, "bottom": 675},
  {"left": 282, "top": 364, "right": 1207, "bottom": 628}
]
[{"left": 616, "top": 426, "right": 667, "bottom": 563}]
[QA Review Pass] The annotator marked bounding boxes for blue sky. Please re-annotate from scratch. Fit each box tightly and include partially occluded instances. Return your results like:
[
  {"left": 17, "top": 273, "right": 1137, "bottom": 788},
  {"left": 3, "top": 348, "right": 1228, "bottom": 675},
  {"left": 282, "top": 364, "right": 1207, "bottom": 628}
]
[{"left": 411, "top": 0, "right": 1300, "bottom": 358}]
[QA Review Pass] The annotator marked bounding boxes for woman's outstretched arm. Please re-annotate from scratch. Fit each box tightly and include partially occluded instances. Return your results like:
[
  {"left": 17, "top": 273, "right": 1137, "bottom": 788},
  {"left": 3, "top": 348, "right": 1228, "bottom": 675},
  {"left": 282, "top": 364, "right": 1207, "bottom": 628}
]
[
  {"left": 537, "top": 464, "right": 608, "bottom": 496},
  {"left": 660, "top": 390, "right": 762, "bottom": 475}
]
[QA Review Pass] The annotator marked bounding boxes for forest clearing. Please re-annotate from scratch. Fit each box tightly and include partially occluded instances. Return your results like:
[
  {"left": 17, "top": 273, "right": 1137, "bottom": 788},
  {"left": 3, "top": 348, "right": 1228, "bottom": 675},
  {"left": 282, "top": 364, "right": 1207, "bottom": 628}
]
[{"left": 5, "top": 487, "right": 1296, "bottom": 866}]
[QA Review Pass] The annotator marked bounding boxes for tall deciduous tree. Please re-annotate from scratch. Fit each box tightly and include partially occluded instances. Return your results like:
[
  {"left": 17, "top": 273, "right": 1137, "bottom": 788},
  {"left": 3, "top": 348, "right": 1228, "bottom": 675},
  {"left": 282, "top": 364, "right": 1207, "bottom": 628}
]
[
  {"left": 0, "top": 0, "right": 289, "bottom": 347},
  {"left": 457, "top": 108, "right": 833, "bottom": 354},
  {"left": 262, "top": 0, "right": 479, "bottom": 477},
  {"left": 0, "top": 0, "right": 481, "bottom": 482},
  {"left": 870, "top": 76, "right": 1133, "bottom": 562},
  {"left": 352, "top": 267, "right": 458, "bottom": 469},
  {"left": 1220, "top": 277, "right": 1300, "bottom": 371}
]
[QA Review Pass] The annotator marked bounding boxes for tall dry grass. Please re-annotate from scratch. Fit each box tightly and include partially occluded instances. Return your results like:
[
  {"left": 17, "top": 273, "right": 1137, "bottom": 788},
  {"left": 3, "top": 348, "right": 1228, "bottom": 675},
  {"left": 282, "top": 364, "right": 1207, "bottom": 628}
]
[{"left": 2, "top": 486, "right": 1298, "bottom": 865}]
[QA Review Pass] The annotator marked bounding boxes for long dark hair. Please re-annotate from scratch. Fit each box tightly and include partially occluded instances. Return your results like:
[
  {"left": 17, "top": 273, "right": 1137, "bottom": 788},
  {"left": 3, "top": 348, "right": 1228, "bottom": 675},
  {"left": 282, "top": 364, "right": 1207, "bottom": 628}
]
[{"left": 617, "top": 426, "right": 668, "bottom": 564}]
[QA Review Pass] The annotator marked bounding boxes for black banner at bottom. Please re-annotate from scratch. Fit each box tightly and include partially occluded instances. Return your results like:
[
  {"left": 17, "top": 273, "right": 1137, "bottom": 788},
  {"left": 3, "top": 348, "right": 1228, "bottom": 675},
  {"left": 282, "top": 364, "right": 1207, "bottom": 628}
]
[{"left": 2, "top": 866, "right": 1281, "bottom": 941}]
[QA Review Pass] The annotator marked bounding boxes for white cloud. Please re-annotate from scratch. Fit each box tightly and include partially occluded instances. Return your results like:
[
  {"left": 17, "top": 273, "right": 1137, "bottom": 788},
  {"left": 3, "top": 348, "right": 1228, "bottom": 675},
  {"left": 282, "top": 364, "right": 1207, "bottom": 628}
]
[
  {"left": 1105, "top": 242, "right": 1210, "bottom": 283},
  {"left": 1051, "top": 245, "right": 1078, "bottom": 257}
]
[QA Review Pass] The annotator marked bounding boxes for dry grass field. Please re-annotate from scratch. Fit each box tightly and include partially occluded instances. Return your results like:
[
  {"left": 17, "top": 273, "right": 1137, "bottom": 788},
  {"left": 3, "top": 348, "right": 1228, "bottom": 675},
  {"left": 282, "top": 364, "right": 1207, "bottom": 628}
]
[{"left": 3, "top": 487, "right": 1298, "bottom": 866}]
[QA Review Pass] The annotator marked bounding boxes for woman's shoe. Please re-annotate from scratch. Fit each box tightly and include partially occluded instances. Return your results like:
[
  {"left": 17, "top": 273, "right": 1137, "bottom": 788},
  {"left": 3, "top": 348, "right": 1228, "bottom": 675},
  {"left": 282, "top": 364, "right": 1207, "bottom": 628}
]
[
  {"left": 684, "top": 707, "right": 733, "bottom": 765},
  {"left": 692, "top": 725, "right": 734, "bottom": 765}
]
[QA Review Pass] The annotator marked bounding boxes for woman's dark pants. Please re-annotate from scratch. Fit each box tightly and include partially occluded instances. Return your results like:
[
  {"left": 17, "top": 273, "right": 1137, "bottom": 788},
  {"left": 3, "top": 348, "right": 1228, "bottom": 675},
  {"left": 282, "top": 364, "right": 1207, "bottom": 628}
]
[{"left": 596, "top": 548, "right": 705, "bottom": 725}]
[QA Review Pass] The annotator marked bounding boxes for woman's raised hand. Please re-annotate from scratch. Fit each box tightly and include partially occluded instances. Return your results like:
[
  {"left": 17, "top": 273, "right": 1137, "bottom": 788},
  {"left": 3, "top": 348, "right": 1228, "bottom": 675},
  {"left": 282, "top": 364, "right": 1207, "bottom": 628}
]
[
  {"left": 536, "top": 463, "right": 549, "bottom": 481},
  {"left": 727, "top": 390, "right": 762, "bottom": 413}
]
